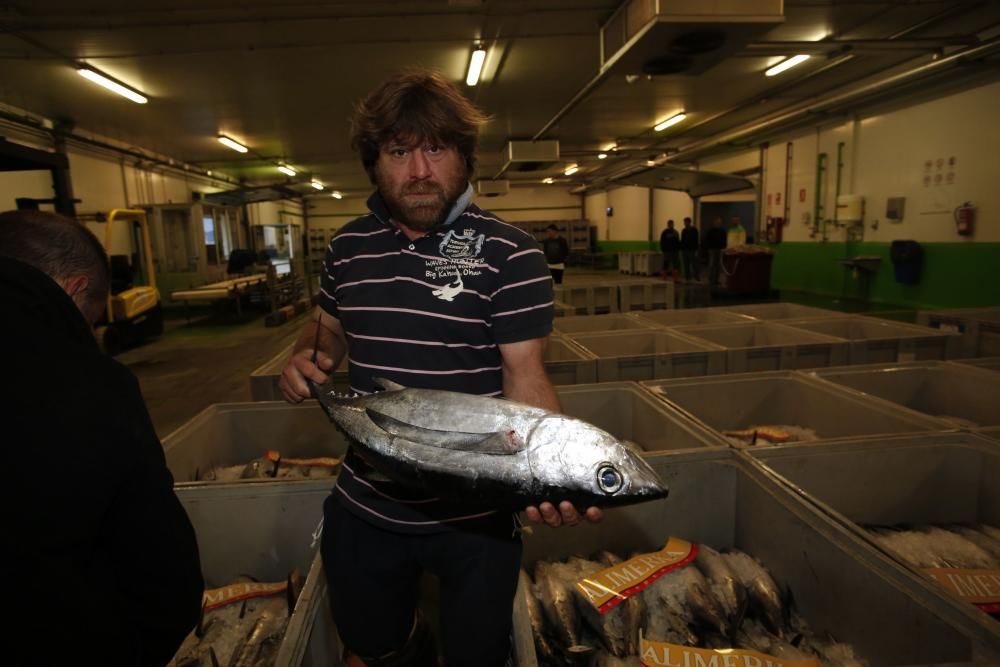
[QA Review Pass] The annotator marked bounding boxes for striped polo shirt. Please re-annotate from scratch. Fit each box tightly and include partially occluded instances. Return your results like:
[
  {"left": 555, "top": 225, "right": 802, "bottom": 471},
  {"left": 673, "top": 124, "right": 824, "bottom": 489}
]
[{"left": 318, "top": 186, "right": 554, "bottom": 533}]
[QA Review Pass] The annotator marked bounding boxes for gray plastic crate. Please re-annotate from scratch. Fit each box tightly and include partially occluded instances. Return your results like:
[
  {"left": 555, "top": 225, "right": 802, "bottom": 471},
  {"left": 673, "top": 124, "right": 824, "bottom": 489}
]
[
  {"left": 568, "top": 329, "right": 725, "bottom": 382},
  {"left": 512, "top": 448, "right": 999, "bottom": 665},
  {"left": 618, "top": 279, "right": 674, "bottom": 311},
  {"left": 250, "top": 343, "right": 350, "bottom": 401},
  {"left": 782, "top": 316, "right": 961, "bottom": 364},
  {"left": 917, "top": 307, "right": 1000, "bottom": 357},
  {"left": 174, "top": 484, "right": 336, "bottom": 666},
  {"left": 544, "top": 337, "right": 598, "bottom": 385},
  {"left": 163, "top": 401, "right": 347, "bottom": 489},
  {"left": 809, "top": 361, "right": 1000, "bottom": 428},
  {"left": 556, "top": 382, "right": 725, "bottom": 452},
  {"left": 642, "top": 371, "right": 945, "bottom": 447},
  {"left": 617, "top": 252, "right": 634, "bottom": 274},
  {"left": 590, "top": 282, "right": 619, "bottom": 314},
  {"left": 748, "top": 433, "right": 1000, "bottom": 638},
  {"left": 675, "top": 321, "right": 849, "bottom": 372},
  {"left": 723, "top": 302, "right": 845, "bottom": 321},
  {"left": 554, "top": 284, "right": 591, "bottom": 314},
  {"left": 553, "top": 313, "right": 653, "bottom": 335},
  {"left": 632, "top": 251, "right": 663, "bottom": 276},
  {"left": 955, "top": 356, "right": 1000, "bottom": 373},
  {"left": 632, "top": 307, "right": 753, "bottom": 328}
]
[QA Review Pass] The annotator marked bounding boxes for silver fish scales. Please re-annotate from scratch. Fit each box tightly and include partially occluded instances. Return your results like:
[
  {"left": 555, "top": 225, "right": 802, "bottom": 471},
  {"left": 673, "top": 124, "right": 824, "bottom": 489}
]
[{"left": 314, "top": 378, "right": 668, "bottom": 508}]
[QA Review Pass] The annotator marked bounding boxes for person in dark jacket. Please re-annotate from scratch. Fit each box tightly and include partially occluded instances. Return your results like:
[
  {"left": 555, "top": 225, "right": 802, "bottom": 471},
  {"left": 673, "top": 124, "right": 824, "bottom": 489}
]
[
  {"left": 0, "top": 209, "right": 203, "bottom": 667},
  {"left": 542, "top": 223, "right": 570, "bottom": 284},
  {"left": 680, "top": 216, "right": 700, "bottom": 281},
  {"left": 705, "top": 216, "right": 728, "bottom": 287},
  {"left": 659, "top": 219, "right": 680, "bottom": 279}
]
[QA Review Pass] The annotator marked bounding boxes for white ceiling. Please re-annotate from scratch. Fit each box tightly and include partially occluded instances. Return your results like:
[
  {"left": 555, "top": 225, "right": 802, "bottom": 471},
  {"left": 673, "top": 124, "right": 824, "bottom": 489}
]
[{"left": 1, "top": 1, "right": 998, "bottom": 196}]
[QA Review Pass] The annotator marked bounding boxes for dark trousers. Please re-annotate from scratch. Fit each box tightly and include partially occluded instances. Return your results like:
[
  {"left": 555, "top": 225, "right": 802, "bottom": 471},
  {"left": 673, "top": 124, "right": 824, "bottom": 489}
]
[
  {"left": 549, "top": 267, "right": 564, "bottom": 285},
  {"left": 708, "top": 249, "right": 723, "bottom": 286},
  {"left": 662, "top": 251, "right": 680, "bottom": 276},
  {"left": 682, "top": 250, "right": 699, "bottom": 280},
  {"left": 321, "top": 497, "right": 522, "bottom": 666}
]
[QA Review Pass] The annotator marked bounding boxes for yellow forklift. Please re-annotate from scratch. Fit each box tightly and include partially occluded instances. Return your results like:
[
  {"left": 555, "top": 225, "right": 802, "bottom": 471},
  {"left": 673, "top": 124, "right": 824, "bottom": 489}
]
[{"left": 80, "top": 208, "right": 163, "bottom": 354}]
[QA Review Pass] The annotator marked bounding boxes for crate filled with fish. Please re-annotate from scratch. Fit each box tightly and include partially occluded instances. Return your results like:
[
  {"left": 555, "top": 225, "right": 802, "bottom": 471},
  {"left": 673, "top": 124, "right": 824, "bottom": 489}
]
[
  {"left": 249, "top": 343, "right": 350, "bottom": 401},
  {"left": 163, "top": 402, "right": 349, "bottom": 488},
  {"left": 809, "top": 361, "right": 1000, "bottom": 429},
  {"left": 557, "top": 382, "right": 726, "bottom": 452},
  {"left": 641, "top": 371, "right": 944, "bottom": 448},
  {"left": 750, "top": 433, "right": 1000, "bottom": 635},
  {"left": 669, "top": 322, "right": 849, "bottom": 373},
  {"left": 512, "top": 449, "right": 999, "bottom": 665},
  {"left": 171, "top": 483, "right": 335, "bottom": 665}
]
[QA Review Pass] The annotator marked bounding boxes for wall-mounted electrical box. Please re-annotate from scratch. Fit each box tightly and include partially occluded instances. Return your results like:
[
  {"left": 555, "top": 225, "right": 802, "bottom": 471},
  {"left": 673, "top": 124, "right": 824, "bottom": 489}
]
[
  {"left": 836, "top": 194, "right": 865, "bottom": 223},
  {"left": 886, "top": 197, "right": 905, "bottom": 222}
]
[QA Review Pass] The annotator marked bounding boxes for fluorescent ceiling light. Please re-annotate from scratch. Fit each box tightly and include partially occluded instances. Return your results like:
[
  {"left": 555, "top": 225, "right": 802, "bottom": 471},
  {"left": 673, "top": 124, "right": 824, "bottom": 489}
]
[
  {"left": 646, "top": 160, "right": 657, "bottom": 167},
  {"left": 543, "top": 177, "right": 554, "bottom": 184},
  {"left": 654, "top": 113, "right": 686, "bottom": 132},
  {"left": 598, "top": 153, "right": 608, "bottom": 160},
  {"left": 206, "top": 170, "right": 212, "bottom": 176},
  {"left": 765, "top": 54, "right": 810, "bottom": 77},
  {"left": 331, "top": 191, "right": 343, "bottom": 199},
  {"left": 218, "top": 135, "right": 248, "bottom": 153},
  {"left": 466, "top": 47, "right": 487, "bottom": 86},
  {"left": 277, "top": 164, "right": 297, "bottom": 176},
  {"left": 77, "top": 67, "right": 148, "bottom": 104},
  {"left": 563, "top": 164, "right": 579, "bottom": 176},
  {"left": 311, "top": 180, "right": 324, "bottom": 190}
]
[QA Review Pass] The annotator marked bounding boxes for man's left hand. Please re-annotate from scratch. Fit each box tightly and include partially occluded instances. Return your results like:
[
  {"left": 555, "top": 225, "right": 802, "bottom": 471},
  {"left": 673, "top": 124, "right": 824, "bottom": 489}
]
[{"left": 524, "top": 501, "right": 603, "bottom": 528}]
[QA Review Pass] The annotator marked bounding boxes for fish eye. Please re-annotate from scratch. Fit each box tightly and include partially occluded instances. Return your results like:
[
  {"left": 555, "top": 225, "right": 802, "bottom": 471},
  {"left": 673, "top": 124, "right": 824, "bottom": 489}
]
[{"left": 597, "top": 465, "right": 622, "bottom": 494}]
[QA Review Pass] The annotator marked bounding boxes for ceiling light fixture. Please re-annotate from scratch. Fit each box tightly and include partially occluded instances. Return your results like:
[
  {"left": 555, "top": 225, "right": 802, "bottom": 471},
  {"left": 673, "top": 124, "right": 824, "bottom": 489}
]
[
  {"left": 598, "top": 153, "right": 608, "bottom": 160},
  {"left": 654, "top": 113, "right": 686, "bottom": 132},
  {"left": 543, "top": 177, "right": 554, "bottom": 184},
  {"left": 466, "top": 45, "right": 487, "bottom": 86},
  {"left": 765, "top": 54, "right": 810, "bottom": 77},
  {"left": 331, "top": 191, "right": 343, "bottom": 199},
  {"left": 564, "top": 164, "right": 579, "bottom": 176},
  {"left": 277, "top": 164, "right": 297, "bottom": 177},
  {"left": 218, "top": 135, "right": 249, "bottom": 153},
  {"left": 311, "top": 179, "right": 324, "bottom": 190},
  {"left": 77, "top": 66, "right": 148, "bottom": 104}
]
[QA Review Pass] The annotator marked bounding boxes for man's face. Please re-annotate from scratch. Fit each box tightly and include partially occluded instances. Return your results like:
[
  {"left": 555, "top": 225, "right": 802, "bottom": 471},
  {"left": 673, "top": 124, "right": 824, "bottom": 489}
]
[{"left": 374, "top": 137, "right": 468, "bottom": 231}]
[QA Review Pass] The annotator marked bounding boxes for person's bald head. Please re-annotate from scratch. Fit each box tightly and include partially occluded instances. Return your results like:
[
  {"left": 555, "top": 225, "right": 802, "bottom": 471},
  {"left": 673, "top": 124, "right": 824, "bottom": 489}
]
[{"left": 0, "top": 209, "right": 110, "bottom": 325}]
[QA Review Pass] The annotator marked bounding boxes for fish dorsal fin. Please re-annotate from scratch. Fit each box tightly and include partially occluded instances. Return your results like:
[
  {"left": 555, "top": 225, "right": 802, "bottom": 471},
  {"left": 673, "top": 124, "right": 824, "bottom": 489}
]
[
  {"left": 373, "top": 377, "right": 406, "bottom": 392},
  {"left": 364, "top": 408, "right": 522, "bottom": 454}
]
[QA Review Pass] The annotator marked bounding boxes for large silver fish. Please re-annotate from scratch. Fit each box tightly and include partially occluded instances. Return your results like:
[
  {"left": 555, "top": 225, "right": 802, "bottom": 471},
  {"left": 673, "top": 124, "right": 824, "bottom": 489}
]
[{"left": 314, "top": 378, "right": 668, "bottom": 508}]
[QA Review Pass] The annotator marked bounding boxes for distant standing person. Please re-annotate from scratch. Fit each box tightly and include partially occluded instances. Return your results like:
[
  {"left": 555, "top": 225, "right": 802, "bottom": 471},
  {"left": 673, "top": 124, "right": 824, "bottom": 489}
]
[
  {"left": 542, "top": 223, "right": 570, "bottom": 284},
  {"left": 680, "top": 216, "right": 700, "bottom": 281},
  {"left": 659, "top": 219, "right": 680, "bottom": 280},
  {"left": 705, "top": 216, "right": 728, "bottom": 287}
]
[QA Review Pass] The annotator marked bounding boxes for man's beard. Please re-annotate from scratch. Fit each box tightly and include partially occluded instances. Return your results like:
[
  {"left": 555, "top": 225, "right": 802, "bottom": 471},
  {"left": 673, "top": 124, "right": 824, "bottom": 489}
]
[{"left": 377, "top": 175, "right": 464, "bottom": 232}]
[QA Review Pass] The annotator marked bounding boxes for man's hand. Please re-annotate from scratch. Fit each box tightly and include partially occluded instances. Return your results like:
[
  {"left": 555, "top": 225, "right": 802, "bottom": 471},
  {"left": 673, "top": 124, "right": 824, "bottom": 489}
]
[
  {"left": 524, "top": 501, "right": 603, "bottom": 528},
  {"left": 278, "top": 349, "right": 336, "bottom": 403}
]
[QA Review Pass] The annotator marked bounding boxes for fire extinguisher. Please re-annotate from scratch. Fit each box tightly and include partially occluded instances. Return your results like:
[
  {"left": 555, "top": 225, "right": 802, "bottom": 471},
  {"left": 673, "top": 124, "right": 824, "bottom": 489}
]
[{"left": 954, "top": 202, "right": 975, "bottom": 236}]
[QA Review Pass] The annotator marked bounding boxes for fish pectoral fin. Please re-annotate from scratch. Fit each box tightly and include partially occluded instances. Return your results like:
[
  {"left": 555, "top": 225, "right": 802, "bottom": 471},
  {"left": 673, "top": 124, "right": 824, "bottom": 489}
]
[
  {"left": 365, "top": 408, "right": 523, "bottom": 454},
  {"left": 372, "top": 377, "right": 406, "bottom": 392}
]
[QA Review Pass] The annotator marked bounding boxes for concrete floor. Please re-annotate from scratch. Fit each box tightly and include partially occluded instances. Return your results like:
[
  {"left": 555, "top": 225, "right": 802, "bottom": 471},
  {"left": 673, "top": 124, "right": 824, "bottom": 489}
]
[{"left": 119, "top": 310, "right": 307, "bottom": 439}]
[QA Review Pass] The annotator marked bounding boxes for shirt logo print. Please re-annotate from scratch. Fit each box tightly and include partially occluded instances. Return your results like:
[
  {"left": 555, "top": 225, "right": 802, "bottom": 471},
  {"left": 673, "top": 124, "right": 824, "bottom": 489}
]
[
  {"left": 438, "top": 228, "right": 484, "bottom": 260},
  {"left": 431, "top": 272, "right": 464, "bottom": 302}
]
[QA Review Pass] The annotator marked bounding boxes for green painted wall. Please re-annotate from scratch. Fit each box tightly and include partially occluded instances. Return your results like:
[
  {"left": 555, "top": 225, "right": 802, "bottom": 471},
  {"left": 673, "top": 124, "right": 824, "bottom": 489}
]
[{"left": 771, "top": 242, "right": 1000, "bottom": 309}]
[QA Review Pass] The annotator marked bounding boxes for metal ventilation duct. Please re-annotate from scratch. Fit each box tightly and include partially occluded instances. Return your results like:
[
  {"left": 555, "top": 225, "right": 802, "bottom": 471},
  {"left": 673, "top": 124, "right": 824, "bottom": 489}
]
[
  {"left": 600, "top": 0, "right": 785, "bottom": 76},
  {"left": 476, "top": 179, "right": 510, "bottom": 196},
  {"left": 496, "top": 140, "right": 560, "bottom": 175}
]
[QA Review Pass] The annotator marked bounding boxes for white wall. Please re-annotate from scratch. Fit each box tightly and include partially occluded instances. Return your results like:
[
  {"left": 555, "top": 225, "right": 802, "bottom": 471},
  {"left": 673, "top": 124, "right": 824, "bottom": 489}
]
[
  {"left": 755, "top": 80, "right": 1000, "bottom": 243},
  {"left": 651, "top": 189, "right": 695, "bottom": 239},
  {"left": 605, "top": 186, "right": 649, "bottom": 241},
  {"left": 584, "top": 191, "right": 608, "bottom": 239}
]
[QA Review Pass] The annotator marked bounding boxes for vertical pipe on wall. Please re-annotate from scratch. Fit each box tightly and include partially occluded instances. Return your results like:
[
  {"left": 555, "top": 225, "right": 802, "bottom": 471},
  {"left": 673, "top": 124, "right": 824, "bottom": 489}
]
[
  {"left": 757, "top": 142, "right": 768, "bottom": 241},
  {"left": 783, "top": 142, "right": 792, "bottom": 233},
  {"left": 119, "top": 159, "right": 130, "bottom": 208},
  {"left": 815, "top": 153, "right": 828, "bottom": 241},
  {"left": 648, "top": 187, "right": 654, "bottom": 244}
]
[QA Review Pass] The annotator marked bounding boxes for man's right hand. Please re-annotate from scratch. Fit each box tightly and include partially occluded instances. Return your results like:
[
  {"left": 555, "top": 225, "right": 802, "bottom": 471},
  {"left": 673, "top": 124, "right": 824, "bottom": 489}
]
[{"left": 278, "top": 349, "right": 336, "bottom": 403}]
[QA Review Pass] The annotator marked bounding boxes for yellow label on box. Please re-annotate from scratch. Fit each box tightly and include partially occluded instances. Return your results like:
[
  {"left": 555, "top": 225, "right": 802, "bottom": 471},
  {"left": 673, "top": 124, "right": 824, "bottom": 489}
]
[
  {"left": 640, "top": 636, "right": 821, "bottom": 667},
  {"left": 576, "top": 537, "right": 696, "bottom": 614},
  {"left": 924, "top": 567, "right": 1000, "bottom": 611},
  {"left": 202, "top": 580, "right": 288, "bottom": 611}
]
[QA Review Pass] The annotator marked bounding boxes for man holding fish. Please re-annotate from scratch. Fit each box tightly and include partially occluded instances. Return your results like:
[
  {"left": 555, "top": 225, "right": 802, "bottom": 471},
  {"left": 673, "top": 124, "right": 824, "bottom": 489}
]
[{"left": 278, "top": 69, "right": 610, "bottom": 666}]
